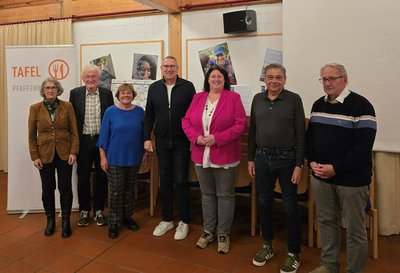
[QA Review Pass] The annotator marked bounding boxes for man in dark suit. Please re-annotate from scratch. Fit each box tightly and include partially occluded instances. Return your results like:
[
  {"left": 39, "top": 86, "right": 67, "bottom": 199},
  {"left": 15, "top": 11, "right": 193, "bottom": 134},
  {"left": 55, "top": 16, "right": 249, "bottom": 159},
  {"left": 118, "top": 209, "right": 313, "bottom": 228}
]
[{"left": 69, "top": 64, "right": 114, "bottom": 227}]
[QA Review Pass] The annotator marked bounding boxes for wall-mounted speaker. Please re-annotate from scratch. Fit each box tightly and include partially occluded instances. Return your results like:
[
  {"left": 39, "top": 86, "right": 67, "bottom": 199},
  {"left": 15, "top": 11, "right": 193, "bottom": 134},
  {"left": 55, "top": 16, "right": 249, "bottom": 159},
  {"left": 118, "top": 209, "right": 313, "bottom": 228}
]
[{"left": 223, "top": 10, "right": 257, "bottom": 34}]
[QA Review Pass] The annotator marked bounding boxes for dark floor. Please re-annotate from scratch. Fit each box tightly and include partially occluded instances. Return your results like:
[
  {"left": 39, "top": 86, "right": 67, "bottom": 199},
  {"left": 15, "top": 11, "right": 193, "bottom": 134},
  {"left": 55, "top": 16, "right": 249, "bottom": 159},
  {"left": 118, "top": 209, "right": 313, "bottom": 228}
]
[{"left": 0, "top": 171, "right": 398, "bottom": 273}]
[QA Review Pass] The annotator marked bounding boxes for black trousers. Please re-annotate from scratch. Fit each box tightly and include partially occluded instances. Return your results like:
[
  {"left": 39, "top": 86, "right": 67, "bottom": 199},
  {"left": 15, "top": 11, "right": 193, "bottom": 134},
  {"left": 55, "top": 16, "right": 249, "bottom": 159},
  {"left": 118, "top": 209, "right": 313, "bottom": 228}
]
[
  {"left": 39, "top": 152, "right": 73, "bottom": 216},
  {"left": 156, "top": 140, "right": 191, "bottom": 223},
  {"left": 77, "top": 135, "right": 108, "bottom": 213}
]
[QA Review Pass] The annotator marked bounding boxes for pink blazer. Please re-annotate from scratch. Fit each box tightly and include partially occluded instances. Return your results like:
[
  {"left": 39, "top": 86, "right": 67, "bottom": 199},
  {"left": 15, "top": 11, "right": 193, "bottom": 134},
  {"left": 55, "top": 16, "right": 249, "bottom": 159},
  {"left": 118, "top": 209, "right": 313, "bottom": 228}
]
[{"left": 182, "top": 89, "right": 246, "bottom": 165}]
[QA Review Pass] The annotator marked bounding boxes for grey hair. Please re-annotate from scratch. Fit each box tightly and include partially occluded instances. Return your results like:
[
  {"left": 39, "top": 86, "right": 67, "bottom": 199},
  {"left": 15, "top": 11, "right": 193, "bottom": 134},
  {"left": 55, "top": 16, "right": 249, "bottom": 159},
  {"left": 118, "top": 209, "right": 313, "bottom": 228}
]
[
  {"left": 40, "top": 77, "right": 64, "bottom": 97},
  {"left": 320, "top": 63, "right": 348, "bottom": 77},
  {"left": 81, "top": 64, "right": 101, "bottom": 78}
]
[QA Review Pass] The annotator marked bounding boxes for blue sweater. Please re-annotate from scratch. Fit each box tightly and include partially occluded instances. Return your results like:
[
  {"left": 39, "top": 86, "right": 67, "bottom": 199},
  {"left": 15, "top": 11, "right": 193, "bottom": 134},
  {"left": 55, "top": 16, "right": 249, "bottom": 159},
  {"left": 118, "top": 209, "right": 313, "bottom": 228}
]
[
  {"left": 98, "top": 105, "right": 144, "bottom": 167},
  {"left": 306, "top": 91, "right": 377, "bottom": 187}
]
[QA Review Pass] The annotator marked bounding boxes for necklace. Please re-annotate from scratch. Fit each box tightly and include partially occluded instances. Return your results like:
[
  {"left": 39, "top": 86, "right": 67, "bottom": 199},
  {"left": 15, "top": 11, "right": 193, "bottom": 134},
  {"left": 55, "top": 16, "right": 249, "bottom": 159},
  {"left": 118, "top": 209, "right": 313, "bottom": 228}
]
[{"left": 204, "top": 99, "right": 218, "bottom": 132}]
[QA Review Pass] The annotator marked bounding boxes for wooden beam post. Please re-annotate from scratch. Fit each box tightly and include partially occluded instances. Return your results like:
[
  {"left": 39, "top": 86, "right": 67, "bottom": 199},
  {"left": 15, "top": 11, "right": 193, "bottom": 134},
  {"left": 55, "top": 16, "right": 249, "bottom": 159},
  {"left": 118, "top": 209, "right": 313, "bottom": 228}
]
[{"left": 168, "top": 13, "right": 182, "bottom": 71}]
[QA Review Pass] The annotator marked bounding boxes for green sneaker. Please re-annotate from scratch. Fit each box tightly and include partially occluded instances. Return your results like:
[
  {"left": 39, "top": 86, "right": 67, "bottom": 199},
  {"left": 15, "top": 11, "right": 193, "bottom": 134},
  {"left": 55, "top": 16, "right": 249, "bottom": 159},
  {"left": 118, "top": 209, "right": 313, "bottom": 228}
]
[
  {"left": 252, "top": 244, "right": 274, "bottom": 266},
  {"left": 280, "top": 252, "right": 300, "bottom": 273}
]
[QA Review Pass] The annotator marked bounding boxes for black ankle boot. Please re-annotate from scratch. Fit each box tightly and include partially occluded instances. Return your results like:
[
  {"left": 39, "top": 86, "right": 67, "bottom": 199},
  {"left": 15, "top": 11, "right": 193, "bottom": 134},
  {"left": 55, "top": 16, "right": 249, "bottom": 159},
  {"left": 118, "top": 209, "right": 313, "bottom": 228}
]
[
  {"left": 44, "top": 215, "right": 55, "bottom": 236},
  {"left": 61, "top": 216, "right": 71, "bottom": 238}
]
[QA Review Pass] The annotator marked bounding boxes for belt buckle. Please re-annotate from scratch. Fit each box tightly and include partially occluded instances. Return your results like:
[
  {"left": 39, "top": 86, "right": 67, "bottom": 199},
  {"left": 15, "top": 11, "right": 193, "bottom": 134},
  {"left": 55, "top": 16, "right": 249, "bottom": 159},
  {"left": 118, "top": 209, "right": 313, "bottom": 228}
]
[{"left": 90, "top": 134, "right": 96, "bottom": 139}]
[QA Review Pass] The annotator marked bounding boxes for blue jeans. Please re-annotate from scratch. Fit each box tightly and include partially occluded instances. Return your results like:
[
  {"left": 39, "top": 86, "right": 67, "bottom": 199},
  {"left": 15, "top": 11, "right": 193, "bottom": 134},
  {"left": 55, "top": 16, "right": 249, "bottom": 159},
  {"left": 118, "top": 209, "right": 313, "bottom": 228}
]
[
  {"left": 156, "top": 141, "right": 191, "bottom": 223},
  {"left": 255, "top": 148, "right": 301, "bottom": 254}
]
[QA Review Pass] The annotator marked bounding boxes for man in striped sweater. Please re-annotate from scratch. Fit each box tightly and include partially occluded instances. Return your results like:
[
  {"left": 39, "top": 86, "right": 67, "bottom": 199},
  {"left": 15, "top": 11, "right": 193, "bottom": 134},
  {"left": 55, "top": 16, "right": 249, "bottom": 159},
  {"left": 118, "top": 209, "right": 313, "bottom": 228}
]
[{"left": 306, "top": 63, "right": 377, "bottom": 273}]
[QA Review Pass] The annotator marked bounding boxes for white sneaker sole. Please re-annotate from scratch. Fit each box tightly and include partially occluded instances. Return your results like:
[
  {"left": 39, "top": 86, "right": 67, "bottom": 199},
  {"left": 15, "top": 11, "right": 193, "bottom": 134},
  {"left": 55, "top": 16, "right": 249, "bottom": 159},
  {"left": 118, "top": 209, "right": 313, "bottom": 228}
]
[
  {"left": 174, "top": 231, "right": 188, "bottom": 240},
  {"left": 252, "top": 253, "right": 274, "bottom": 267},
  {"left": 152, "top": 225, "right": 174, "bottom": 236}
]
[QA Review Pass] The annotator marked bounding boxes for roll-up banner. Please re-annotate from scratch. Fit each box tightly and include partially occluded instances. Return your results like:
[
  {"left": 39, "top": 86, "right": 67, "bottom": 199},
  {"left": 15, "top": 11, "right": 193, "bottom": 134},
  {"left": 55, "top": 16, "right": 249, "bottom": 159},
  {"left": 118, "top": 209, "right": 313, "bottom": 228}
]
[{"left": 6, "top": 45, "right": 77, "bottom": 214}]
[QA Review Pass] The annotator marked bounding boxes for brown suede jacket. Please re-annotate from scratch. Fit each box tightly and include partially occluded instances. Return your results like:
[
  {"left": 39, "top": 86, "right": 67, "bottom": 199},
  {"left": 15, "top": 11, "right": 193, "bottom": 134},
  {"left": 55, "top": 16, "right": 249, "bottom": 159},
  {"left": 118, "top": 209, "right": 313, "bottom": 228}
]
[{"left": 28, "top": 100, "right": 79, "bottom": 164}]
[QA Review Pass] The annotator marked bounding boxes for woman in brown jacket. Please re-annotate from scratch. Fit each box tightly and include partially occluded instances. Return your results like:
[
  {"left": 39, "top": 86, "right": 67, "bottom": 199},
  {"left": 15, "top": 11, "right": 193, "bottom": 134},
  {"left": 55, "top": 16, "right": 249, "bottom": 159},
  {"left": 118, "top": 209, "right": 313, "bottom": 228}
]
[{"left": 28, "top": 78, "right": 79, "bottom": 238}]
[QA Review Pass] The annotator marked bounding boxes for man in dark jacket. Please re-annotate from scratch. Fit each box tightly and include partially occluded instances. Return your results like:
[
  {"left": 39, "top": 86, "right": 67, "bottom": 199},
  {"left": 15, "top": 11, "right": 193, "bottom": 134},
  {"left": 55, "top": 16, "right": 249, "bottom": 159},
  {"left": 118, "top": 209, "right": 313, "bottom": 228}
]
[
  {"left": 144, "top": 56, "right": 195, "bottom": 240},
  {"left": 69, "top": 64, "right": 114, "bottom": 228}
]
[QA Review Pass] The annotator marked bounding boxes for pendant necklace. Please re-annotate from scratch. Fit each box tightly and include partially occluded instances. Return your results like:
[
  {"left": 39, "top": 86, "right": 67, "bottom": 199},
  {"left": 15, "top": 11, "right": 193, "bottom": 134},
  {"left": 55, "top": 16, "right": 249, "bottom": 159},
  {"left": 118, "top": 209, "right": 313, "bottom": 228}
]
[{"left": 204, "top": 99, "right": 218, "bottom": 132}]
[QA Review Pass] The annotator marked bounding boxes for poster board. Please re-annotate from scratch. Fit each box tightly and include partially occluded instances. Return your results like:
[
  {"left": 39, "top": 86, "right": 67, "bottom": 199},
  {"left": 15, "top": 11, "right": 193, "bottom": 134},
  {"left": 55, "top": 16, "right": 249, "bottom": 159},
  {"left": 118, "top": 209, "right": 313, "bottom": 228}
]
[
  {"left": 80, "top": 40, "right": 164, "bottom": 84},
  {"left": 185, "top": 33, "right": 282, "bottom": 96}
]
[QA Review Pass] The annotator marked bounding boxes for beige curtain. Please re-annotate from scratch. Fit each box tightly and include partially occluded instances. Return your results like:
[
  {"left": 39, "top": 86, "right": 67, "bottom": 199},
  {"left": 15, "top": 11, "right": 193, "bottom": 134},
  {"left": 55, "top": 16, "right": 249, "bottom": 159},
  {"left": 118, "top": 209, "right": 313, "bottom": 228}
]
[{"left": 0, "top": 19, "right": 72, "bottom": 172}]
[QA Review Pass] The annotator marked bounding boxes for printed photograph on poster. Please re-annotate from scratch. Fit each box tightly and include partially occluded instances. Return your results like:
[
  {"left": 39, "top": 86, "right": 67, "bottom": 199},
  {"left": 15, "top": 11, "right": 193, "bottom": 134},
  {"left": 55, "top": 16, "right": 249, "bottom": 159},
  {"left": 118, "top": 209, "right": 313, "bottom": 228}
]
[
  {"left": 90, "top": 54, "right": 116, "bottom": 89},
  {"left": 111, "top": 79, "right": 154, "bottom": 109},
  {"left": 198, "top": 42, "right": 237, "bottom": 85},
  {"left": 132, "top": 54, "right": 158, "bottom": 80},
  {"left": 259, "top": 49, "right": 283, "bottom": 82}
]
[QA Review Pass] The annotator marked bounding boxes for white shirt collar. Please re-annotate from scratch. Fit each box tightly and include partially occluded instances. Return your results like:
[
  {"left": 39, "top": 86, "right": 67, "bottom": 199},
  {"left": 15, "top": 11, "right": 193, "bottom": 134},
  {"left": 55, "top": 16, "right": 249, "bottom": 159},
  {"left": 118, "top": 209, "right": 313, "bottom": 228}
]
[
  {"left": 324, "top": 89, "right": 350, "bottom": 104},
  {"left": 86, "top": 87, "right": 99, "bottom": 96}
]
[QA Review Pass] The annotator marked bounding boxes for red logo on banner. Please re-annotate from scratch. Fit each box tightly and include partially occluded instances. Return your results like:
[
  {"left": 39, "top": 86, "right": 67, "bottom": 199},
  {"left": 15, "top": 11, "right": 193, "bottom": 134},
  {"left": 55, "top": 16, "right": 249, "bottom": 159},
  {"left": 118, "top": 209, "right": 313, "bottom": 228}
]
[{"left": 48, "top": 59, "right": 70, "bottom": 80}]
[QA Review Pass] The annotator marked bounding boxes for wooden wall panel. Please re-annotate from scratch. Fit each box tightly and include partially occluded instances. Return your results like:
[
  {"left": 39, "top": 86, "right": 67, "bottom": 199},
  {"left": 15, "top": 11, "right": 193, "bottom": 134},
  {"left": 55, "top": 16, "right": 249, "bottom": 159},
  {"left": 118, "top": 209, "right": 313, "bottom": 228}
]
[
  {"left": 0, "top": 0, "right": 154, "bottom": 24},
  {"left": 0, "top": 0, "right": 279, "bottom": 24},
  {"left": 70, "top": 0, "right": 152, "bottom": 17},
  {"left": 0, "top": 3, "right": 60, "bottom": 24}
]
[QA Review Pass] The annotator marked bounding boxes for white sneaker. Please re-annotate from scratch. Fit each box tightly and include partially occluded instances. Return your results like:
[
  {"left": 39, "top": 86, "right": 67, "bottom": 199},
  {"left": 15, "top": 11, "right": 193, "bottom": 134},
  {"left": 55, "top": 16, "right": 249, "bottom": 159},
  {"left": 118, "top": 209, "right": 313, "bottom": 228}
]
[
  {"left": 153, "top": 221, "right": 174, "bottom": 237},
  {"left": 174, "top": 221, "right": 189, "bottom": 240}
]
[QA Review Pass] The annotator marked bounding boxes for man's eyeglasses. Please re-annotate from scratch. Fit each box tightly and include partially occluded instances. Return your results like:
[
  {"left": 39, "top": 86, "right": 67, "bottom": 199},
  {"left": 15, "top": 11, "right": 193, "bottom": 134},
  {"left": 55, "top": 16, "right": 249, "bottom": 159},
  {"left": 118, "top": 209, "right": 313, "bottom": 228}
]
[
  {"left": 44, "top": 86, "right": 57, "bottom": 90},
  {"left": 162, "top": 64, "right": 176, "bottom": 69},
  {"left": 319, "top": 76, "right": 344, "bottom": 84}
]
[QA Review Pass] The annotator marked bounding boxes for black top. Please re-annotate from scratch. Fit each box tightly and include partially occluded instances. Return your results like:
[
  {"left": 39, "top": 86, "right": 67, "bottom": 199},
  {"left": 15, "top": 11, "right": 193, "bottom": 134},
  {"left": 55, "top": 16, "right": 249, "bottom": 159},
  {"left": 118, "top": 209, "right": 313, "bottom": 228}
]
[
  {"left": 143, "top": 76, "right": 196, "bottom": 145},
  {"left": 248, "top": 89, "right": 306, "bottom": 166},
  {"left": 305, "top": 91, "right": 377, "bottom": 187}
]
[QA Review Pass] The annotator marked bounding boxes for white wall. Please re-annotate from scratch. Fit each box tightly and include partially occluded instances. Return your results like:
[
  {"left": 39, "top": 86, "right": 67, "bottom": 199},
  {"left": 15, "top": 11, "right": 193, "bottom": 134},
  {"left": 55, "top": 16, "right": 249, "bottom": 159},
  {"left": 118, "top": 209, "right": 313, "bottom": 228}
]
[
  {"left": 283, "top": 0, "right": 400, "bottom": 153},
  {"left": 182, "top": 3, "right": 283, "bottom": 94},
  {"left": 73, "top": 14, "right": 169, "bottom": 85}
]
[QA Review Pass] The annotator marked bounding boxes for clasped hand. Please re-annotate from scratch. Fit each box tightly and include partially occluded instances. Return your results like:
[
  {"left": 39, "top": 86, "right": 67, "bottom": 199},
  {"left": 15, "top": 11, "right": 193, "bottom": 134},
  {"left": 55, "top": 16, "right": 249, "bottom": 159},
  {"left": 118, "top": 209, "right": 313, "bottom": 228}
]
[
  {"left": 197, "top": 135, "right": 216, "bottom": 147},
  {"left": 310, "top": 162, "right": 336, "bottom": 179}
]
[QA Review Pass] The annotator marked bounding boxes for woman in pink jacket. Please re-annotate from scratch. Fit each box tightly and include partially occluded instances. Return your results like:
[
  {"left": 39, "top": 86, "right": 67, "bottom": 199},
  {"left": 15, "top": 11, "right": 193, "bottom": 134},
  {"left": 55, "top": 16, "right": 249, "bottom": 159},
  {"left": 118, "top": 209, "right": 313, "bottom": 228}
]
[{"left": 182, "top": 66, "right": 246, "bottom": 254}]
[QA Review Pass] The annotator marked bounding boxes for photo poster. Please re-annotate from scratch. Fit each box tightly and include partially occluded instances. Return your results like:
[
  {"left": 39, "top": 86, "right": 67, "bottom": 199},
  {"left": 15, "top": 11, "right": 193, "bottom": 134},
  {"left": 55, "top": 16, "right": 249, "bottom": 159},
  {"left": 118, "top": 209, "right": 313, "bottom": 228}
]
[
  {"left": 186, "top": 34, "right": 282, "bottom": 97},
  {"left": 89, "top": 54, "right": 116, "bottom": 90},
  {"left": 198, "top": 42, "right": 237, "bottom": 85},
  {"left": 132, "top": 53, "right": 158, "bottom": 81},
  {"left": 80, "top": 40, "right": 164, "bottom": 87},
  {"left": 259, "top": 48, "right": 283, "bottom": 82},
  {"left": 111, "top": 79, "right": 154, "bottom": 110}
]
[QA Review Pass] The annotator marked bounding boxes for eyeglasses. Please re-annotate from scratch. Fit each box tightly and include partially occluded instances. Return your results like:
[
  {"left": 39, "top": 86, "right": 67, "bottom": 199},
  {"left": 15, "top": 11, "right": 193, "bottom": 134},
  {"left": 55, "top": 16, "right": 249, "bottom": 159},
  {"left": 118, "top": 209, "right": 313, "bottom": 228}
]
[
  {"left": 319, "top": 76, "right": 344, "bottom": 84},
  {"left": 162, "top": 64, "right": 176, "bottom": 69},
  {"left": 44, "top": 86, "right": 57, "bottom": 90}
]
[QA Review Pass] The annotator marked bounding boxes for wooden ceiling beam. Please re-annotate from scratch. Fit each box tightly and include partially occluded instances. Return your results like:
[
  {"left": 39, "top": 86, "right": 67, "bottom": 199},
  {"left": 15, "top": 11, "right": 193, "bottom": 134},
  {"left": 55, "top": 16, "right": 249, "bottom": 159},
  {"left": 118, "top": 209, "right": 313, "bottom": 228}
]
[
  {"left": 0, "top": 0, "right": 58, "bottom": 10},
  {"left": 134, "top": 0, "right": 179, "bottom": 13}
]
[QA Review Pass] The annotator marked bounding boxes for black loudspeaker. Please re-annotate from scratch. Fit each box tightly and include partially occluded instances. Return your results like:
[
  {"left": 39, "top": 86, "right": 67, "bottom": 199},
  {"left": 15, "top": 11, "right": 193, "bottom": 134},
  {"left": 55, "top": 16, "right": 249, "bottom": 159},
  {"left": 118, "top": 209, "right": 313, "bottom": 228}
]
[{"left": 223, "top": 10, "right": 257, "bottom": 34}]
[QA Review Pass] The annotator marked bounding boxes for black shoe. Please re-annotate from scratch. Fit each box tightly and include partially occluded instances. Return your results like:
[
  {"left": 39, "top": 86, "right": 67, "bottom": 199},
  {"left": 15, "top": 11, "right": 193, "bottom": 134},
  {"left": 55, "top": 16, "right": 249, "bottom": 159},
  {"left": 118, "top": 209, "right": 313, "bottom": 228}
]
[
  {"left": 123, "top": 218, "right": 139, "bottom": 231},
  {"left": 61, "top": 216, "right": 72, "bottom": 238},
  {"left": 44, "top": 216, "right": 55, "bottom": 236},
  {"left": 109, "top": 225, "right": 119, "bottom": 239}
]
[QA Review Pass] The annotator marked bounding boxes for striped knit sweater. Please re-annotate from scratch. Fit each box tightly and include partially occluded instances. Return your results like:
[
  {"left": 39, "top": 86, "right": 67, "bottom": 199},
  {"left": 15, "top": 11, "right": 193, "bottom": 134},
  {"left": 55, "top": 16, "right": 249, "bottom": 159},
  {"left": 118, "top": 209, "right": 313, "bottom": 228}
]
[{"left": 306, "top": 91, "right": 377, "bottom": 187}]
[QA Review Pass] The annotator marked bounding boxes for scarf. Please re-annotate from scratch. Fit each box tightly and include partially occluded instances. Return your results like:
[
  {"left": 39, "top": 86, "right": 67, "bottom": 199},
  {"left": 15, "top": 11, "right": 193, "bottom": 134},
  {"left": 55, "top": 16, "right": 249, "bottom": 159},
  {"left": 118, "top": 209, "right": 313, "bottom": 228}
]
[{"left": 43, "top": 98, "right": 59, "bottom": 121}]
